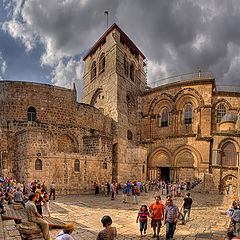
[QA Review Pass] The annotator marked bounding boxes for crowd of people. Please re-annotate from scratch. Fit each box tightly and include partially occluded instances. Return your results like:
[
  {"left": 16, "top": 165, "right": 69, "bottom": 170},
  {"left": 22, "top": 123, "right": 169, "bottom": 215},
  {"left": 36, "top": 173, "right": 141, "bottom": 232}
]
[
  {"left": 227, "top": 195, "right": 240, "bottom": 239},
  {"left": 93, "top": 179, "right": 197, "bottom": 204},
  {"left": 3, "top": 176, "right": 238, "bottom": 239}
]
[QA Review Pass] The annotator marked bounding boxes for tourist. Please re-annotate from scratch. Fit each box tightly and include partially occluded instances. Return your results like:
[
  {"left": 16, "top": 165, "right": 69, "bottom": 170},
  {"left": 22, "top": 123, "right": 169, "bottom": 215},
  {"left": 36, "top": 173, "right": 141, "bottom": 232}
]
[
  {"left": 231, "top": 205, "right": 240, "bottom": 234},
  {"left": 49, "top": 182, "right": 56, "bottom": 200},
  {"left": 95, "top": 183, "right": 100, "bottom": 195},
  {"left": 180, "top": 192, "right": 193, "bottom": 224},
  {"left": 110, "top": 183, "right": 115, "bottom": 200},
  {"left": 149, "top": 195, "right": 165, "bottom": 240},
  {"left": 136, "top": 205, "right": 150, "bottom": 238},
  {"left": 101, "top": 182, "right": 105, "bottom": 196},
  {"left": 26, "top": 194, "right": 50, "bottom": 240},
  {"left": 133, "top": 185, "right": 138, "bottom": 205},
  {"left": 0, "top": 201, "right": 5, "bottom": 214},
  {"left": 42, "top": 191, "right": 51, "bottom": 217},
  {"left": 5, "top": 189, "right": 14, "bottom": 204},
  {"left": 96, "top": 216, "right": 117, "bottom": 240},
  {"left": 35, "top": 191, "right": 43, "bottom": 216},
  {"left": 164, "top": 199, "right": 180, "bottom": 240},
  {"left": 13, "top": 187, "right": 25, "bottom": 207},
  {"left": 122, "top": 184, "right": 127, "bottom": 203},
  {"left": 55, "top": 222, "right": 76, "bottom": 240}
]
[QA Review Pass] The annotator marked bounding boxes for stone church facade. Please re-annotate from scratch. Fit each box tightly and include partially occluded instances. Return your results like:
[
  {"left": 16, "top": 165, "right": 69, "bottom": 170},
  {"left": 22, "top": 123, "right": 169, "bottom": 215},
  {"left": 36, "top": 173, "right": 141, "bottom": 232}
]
[{"left": 0, "top": 24, "right": 240, "bottom": 194}]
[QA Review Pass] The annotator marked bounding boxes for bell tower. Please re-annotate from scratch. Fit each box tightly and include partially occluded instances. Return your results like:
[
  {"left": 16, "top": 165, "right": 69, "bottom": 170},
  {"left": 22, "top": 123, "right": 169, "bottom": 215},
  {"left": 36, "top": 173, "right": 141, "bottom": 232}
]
[{"left": 82, "top": 23, "right": 147, "bottom": 182}]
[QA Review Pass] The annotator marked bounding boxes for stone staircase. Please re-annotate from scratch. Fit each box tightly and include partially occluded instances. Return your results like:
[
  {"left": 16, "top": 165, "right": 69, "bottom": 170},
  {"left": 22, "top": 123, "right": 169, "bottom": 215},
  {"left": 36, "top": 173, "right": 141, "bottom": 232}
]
[{"left": 192, "top": 173, "right": 218, "bottom": 194}]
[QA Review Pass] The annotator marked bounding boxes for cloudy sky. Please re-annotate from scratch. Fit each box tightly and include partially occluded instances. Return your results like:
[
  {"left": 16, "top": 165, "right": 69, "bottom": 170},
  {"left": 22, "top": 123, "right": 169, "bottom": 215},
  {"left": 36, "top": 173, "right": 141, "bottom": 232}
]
[{"left": 1, "top": 0, "right": 240, "bottom": 99}]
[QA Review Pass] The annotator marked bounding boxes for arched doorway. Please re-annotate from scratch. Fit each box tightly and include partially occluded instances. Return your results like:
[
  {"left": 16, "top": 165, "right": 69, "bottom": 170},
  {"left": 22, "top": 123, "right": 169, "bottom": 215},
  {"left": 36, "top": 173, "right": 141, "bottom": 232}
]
[
  {"left": 175, "top": 150, "right": 195, "bottom": 182},
  {"left": 149, "top": 149, "right": 172, "bottom": 181},
  {"left": 221, "top": 175, "right": 237, "bottom": 195}
]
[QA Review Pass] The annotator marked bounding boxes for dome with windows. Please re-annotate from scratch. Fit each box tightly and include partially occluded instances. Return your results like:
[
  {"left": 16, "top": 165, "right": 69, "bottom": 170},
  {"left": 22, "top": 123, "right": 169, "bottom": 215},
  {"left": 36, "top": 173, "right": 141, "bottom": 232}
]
[{"left": 220, "top": 113, "right": 238, "bottom": 123}]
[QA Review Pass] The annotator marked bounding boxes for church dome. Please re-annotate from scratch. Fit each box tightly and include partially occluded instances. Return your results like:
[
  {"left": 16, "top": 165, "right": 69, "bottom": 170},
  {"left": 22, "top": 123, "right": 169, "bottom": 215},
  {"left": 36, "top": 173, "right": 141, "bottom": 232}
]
[{"left": 220, "top": 113, "right": 238, "bottom": 123}]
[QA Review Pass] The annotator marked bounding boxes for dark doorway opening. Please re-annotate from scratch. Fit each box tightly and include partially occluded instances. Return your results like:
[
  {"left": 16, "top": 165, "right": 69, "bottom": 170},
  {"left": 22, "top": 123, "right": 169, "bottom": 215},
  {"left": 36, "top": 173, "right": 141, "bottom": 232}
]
[{"left": 159, "top": 167, "right": 170, "bottom": 182}]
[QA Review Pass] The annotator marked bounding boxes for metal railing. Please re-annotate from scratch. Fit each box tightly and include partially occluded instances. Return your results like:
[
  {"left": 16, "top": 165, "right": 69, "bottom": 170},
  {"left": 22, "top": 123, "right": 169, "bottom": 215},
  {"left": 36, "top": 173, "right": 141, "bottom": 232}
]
[
  {"left": 147, "top": 71, "right": 213, "bottom": 88},
  {"left": 216, "top": 85, "right": 240, "bottom": 93}
]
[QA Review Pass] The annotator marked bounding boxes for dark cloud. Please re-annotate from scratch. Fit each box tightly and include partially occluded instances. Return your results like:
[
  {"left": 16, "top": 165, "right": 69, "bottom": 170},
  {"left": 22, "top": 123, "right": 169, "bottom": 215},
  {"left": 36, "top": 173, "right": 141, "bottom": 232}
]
[{"left": 1, "top": 0, "right": 240, "bottom": 93}]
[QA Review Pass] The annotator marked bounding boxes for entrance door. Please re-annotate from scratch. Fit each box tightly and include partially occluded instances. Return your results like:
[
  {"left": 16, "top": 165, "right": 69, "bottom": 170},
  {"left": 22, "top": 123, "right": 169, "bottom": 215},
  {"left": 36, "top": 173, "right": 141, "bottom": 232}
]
[
  {"left": 158, "top": 167, "right": 170, "bottom": 182},
  {"left": 228, "top": 184, "right": 233, "bottom": 195}
]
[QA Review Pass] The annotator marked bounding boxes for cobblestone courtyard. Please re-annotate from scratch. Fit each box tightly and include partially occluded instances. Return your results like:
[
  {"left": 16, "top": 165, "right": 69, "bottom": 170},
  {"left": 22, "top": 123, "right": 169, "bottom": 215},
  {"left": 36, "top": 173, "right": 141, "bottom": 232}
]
[{"left": 47, "top": 191, "right": 230, "bottom": 240}]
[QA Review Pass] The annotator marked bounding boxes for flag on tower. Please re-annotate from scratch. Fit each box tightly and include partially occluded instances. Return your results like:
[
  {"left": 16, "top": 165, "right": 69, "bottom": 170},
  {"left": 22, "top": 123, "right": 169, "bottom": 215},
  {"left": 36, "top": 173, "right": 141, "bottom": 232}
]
[{"left": 104, "top": 11, "right": 109, "bottom": 15}]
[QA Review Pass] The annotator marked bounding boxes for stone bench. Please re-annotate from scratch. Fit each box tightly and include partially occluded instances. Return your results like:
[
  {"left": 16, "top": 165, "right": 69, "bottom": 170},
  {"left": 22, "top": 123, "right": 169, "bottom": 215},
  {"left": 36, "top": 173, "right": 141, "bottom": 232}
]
[
  {"left": 13, "top": 202, "right": 24, "bottom": 210},
  {"left": 235, "top": 222, "right": 240, "bottom": 237},
  {"left": 16, "top": 220, "right": 44, "bottom": 240}
]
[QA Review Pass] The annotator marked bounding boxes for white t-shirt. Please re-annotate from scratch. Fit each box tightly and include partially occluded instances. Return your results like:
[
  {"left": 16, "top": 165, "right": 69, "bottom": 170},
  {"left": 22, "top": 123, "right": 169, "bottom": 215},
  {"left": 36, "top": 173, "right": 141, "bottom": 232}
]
[{"left": 55, "top": 231, "right": 74, "bottom": 240}]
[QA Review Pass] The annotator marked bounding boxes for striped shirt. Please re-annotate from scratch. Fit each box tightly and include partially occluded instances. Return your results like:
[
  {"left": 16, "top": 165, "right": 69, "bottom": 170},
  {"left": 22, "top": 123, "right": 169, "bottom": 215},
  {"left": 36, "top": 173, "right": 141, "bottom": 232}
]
[
  {"left": 138, "top": 210, "right": 149, "bottom": 222},
  {"left": 165, "top": 204, "right": 179, "bottom": 223}
]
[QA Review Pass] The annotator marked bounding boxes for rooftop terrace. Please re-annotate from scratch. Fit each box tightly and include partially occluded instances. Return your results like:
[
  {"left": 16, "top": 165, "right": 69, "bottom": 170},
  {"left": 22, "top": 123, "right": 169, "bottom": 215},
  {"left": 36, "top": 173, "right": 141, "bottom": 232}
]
[{"left": 147, "top": 71, "right": 240, "bottom": 93}]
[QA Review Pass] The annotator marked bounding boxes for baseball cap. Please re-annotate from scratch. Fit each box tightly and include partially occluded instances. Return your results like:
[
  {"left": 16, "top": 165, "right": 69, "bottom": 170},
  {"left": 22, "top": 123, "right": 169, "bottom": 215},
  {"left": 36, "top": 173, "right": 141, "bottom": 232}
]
[{"left": 65, "top": 223, "right": 76, "bottom": 231}]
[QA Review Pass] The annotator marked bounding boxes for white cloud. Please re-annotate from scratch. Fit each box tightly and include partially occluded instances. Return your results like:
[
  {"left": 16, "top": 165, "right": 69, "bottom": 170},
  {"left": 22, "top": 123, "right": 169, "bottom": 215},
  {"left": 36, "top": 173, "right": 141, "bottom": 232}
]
[
  {"left": 0, "top": 51, "right": 7, "bottom": 79},
  {"left": 2, "top": 0, "right": 118, "bottom": 66},
  {"left": 51, "top": 58, "right": 84, "bottom": 99}
]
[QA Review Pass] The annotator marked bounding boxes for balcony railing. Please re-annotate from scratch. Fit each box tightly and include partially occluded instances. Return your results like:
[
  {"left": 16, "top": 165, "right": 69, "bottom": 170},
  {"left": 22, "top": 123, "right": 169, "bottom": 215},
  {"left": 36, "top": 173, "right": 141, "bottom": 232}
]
[
  {"left": 216, "top": 85, "right": 240, "bottom": 93},
  {"left": 147, "top": 71, "right": 213, "bottom": 89}
]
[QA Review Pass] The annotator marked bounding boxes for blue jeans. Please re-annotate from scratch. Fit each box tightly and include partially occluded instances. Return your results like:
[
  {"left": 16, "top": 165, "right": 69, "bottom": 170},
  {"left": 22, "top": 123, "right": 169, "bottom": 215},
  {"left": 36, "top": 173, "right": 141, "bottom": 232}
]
[
  {"left": 140, "top": 221, "right": 147, "bottom": 231},
  {"left": 183, "top": 208, "right": 191, "bottom": 223},
  {"left": 166, "top": 221, "right": 176, "bottom": 240}
]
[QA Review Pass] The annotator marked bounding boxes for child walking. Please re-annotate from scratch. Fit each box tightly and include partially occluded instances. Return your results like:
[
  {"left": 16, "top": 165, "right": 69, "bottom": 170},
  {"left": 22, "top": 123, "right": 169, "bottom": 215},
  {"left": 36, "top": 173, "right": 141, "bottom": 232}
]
[{"left": 136, "top": 205, "right": 150, "bottom": 237}]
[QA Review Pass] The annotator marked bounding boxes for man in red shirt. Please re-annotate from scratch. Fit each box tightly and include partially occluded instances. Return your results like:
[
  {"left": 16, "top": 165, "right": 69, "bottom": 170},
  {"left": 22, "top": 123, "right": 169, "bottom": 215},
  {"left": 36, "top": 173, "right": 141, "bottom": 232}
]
[{"left": 149, "top": 195, "right": 165, "bottom": 240}]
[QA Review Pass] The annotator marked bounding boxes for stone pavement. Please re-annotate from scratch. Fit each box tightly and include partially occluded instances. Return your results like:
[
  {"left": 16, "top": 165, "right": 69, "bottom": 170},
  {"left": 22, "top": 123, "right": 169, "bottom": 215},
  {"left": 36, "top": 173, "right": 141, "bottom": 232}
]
[{"left": 47, "top": 191, "right": 231, "bottom": 240}]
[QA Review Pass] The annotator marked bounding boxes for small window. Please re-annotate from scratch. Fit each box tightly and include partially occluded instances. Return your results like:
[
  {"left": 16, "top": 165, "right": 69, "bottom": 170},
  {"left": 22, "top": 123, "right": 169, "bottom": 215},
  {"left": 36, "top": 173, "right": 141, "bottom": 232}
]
[
  {"left": 217, "top": 104, "right": 226, "bottom": 123},
  {"left": 35, "top": 159, "right": 42, "bottom": 170},
  {"left": 74, "top": 159, "right": 80, "bottom": 172},
  {"left": 28, "top": 107, "right": 36, "bottom": 122},
  {"left": 142, "top": 165, "right": 145, "bottom": 174},
  {"left": 184, "top": 105, "right": 192, "bottom": 125},
  {"left": 91, "top": 61, "right": 96, "bottom": 80},
  {"left": 103, "top": 158, "right": 107, "bottom": 169},
  {"left": 127, "top": 130, "right": 133, "bottom": 141},
  {"left": 99, "top": 53, "right": 105, "bottom": 74},
  {"left": 130, "top": 63, "right": 134, "bottom": 81},
  {"left": 124, "top": 55, "right": 128, "bottom": 76},
  {"left": 161, "top": 109, "right": 168, "bottom": 127}
]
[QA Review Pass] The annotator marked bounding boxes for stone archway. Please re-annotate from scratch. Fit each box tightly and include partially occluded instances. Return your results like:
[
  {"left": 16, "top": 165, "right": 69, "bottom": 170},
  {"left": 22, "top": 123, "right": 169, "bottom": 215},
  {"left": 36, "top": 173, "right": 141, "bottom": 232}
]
[
  {"left": 175, "top": 150, "right": 195, "bottom": 182},
  {"left": 220, "top": 174, "right": 237, "bottom": 195},
  {"left": 148, "top": 148, "right": 172, "bottom": 181},
  {"left": 173, "top": 146, "right": 201, "bottom": 182},
  {"left": 57, "top": 134, "right": 78, "bottom": 153}
]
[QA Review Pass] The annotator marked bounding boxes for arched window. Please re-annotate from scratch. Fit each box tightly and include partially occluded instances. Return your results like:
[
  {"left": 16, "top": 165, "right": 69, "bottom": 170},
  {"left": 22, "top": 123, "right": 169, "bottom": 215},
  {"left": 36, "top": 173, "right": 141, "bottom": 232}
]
[
  {"left": 221, "top": 142, "right": 237, "bottom": 167},
  {"left": 124, "top": 55, "right": 128, "bottom": 76},
  {"left": 217, "top": 104, "right": 226, "bottom": 123},
  {"left": 28, "top": 107, "right": 36, "bottom": 122},
  {"left": 130, "top": 63, "right": 134, "bottom": 81},
  {"left": 142, "top": 165, "right": 145, "bottom": 174},
  {"left": 161, "top": 109, "right": 168, "bottom": 127},
  {"left": 74, "top": 159, "right": 80, "bottom": 172},
  {"left": 99, "top": 53, "right": 105, "bottom": 74},
  {"left": 184, "top": 105, "right": 192, "bottom": 124},
  {"left": 103, "top": 158, "right": 107, "bottom": 169},
  {"left": 127, "top": 130, "right": 133, "bottom": 141},
  {"left": 91, "top": 61, "right": 96, "bottom": 80},
  {"left": 35, "top": 159, "right": 42, "bottom": 170}
]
